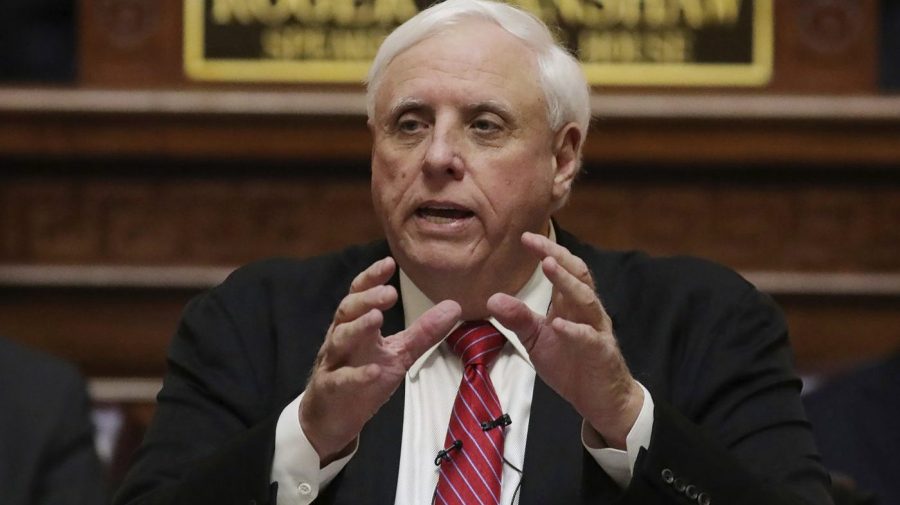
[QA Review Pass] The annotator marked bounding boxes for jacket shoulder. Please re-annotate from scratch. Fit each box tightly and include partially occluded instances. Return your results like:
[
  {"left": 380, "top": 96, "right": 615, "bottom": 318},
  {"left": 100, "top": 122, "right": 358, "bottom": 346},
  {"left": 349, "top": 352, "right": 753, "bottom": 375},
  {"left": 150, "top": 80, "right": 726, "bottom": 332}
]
[
  {"left": 562, "top": 230, "right": 756, "bottom": 310},
  {"left": 0, "top": 337, "right": 84, "bottom": 395}
]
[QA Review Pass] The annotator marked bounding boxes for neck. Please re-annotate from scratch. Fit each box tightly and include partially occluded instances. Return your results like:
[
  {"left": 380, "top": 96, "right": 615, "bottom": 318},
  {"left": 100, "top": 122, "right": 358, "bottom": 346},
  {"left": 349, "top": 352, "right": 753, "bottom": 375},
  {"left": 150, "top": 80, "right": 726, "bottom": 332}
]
[{"left": 403, "top": 255, "right": 539, "bottom": 320}]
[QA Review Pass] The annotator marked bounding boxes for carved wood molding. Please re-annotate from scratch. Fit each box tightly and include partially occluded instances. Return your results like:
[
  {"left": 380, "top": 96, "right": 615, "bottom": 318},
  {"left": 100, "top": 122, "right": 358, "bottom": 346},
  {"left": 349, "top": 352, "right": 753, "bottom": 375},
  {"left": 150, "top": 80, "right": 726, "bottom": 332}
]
[
  {"left": 3, "top": 89, "right": 900, "bottom": 120},
  {"left": 2, "top": 90, "right": 900, "bottom": 165}
]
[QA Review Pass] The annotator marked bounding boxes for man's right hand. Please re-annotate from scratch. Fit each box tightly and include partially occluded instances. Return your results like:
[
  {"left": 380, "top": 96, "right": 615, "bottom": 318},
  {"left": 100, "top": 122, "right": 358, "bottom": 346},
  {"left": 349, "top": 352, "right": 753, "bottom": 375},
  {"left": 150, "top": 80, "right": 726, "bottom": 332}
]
[{"left": 299, "top": 257, "right": 461, "bottom": 465}]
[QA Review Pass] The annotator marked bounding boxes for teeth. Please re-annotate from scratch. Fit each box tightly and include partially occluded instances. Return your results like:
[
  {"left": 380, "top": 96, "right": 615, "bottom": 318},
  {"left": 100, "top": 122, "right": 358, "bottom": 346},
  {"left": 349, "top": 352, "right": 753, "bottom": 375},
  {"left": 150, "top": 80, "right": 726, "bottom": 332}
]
[
  {"left": 418, "top": 207, "right": 473, "bottom": 222},
  {"left": 425, "top": 214, "right": 460, "bottom": 224}
]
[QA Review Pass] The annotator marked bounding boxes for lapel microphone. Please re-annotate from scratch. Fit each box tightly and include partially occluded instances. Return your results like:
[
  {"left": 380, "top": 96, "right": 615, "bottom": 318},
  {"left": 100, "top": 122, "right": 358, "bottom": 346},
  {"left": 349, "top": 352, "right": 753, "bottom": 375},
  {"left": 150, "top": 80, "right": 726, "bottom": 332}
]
[
  {"left": 434, "top": 439, "right": 463, "bottom": 466},
  {"left": 480, "top": 413, "right": 512, "bottom": 431}
]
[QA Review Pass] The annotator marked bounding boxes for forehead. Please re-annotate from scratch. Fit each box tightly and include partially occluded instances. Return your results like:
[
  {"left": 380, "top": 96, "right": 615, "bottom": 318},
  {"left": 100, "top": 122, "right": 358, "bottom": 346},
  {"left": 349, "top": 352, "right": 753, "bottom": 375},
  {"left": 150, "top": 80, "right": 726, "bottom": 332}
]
[{"left": 374, "top": 20, "right": 545, "bottom": 118}]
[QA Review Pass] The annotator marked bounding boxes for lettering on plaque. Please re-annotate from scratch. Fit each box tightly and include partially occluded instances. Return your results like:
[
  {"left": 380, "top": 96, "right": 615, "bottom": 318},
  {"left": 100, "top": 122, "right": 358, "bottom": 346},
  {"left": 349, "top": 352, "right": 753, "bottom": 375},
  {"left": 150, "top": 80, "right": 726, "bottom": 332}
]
[{"left": 184, "top": 0, "right": 773, "bottom": 86}]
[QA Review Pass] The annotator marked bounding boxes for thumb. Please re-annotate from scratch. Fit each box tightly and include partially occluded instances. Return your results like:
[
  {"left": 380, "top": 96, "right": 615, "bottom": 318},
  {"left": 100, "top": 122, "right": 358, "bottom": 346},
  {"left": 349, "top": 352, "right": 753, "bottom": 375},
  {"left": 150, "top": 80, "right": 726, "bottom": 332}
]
[
  {"left": 487, "top": 293, "right": 544, "bottom": 350},
  {"left": 394, "top": 300, "right": 461, "bottom": 369}
]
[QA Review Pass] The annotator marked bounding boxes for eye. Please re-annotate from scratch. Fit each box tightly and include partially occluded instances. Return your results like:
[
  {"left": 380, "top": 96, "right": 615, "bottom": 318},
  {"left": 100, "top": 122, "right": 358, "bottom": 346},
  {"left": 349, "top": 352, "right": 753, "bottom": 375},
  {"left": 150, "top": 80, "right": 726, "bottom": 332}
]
[
  {"left": 399, "top": 119, "right": 419, "bottom": 132},
  {"left": 471, "top": 116, "right": 502, "bottom": 134},
  {"left": 395, "top": 113, "right": 427, "bottom": 134}
]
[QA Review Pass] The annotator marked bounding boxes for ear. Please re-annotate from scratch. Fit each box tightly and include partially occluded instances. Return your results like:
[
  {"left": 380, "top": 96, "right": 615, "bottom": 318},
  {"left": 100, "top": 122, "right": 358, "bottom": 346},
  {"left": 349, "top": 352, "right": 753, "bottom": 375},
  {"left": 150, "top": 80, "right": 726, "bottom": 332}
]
[{"left": 550, "top": 122, "right": 583, "bottom": 205}]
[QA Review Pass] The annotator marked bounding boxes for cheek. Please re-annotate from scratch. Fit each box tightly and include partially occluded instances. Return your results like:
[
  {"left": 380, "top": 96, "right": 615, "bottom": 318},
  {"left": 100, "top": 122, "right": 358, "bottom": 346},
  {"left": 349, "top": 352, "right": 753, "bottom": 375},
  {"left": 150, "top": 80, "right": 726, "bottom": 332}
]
[
  {"left": 502, "top": 161, "right": 556, "bottom": 213},
  {"left": 372, "top": 151, "right": 413, "bottom": 214},
  {"left": 502, "top": 154, "right": 554, "bottom": 193}
]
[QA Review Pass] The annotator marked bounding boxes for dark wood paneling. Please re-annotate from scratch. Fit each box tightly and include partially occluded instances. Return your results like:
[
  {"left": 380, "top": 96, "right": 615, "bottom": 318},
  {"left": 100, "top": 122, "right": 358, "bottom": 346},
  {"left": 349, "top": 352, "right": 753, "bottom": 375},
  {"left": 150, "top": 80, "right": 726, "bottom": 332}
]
[
  {"left": 0, "top": 287, "right": 192, "bottom": 376},
  {"left": 581, "top": 118, "right": 900, "bottom": 165},
  {"left": 770, "top": 0, "right": 879, "bottom": 92},
  {"left": 1, "top": 174, "right": 897, "bottom": 377},
  {"left": 0, "top": 113, "right": 891, "bottom": 165},
  {"left": 2, "top": 177, "right": 898, "bottom": 272},
  {"left": 0, "top": 111, "right": 373, "bottom": 161},
  {"left": 779, "top": 295, "right": 900, "bottom": 374},
  {"left": 79, "top": 0, "right": 184, "bottom": 87}
]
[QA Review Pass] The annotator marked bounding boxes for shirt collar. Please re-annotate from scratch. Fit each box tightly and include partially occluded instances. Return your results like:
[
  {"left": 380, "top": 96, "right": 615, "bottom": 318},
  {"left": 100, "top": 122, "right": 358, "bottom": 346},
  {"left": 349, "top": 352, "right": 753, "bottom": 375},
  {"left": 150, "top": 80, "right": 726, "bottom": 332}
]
[{"left": 402, "top": 224, "right": 556, "bottom": 378}]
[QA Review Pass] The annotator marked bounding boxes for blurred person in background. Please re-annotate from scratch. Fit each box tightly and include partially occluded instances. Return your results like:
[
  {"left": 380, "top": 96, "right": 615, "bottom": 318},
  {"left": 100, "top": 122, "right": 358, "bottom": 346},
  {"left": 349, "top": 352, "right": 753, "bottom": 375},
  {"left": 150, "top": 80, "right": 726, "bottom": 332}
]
[
  {"left": 0, "top": 335, "right": 108, "bottom": 505},
  {"left": 804, "top": 352, "right": 900, "bottom": 505}
]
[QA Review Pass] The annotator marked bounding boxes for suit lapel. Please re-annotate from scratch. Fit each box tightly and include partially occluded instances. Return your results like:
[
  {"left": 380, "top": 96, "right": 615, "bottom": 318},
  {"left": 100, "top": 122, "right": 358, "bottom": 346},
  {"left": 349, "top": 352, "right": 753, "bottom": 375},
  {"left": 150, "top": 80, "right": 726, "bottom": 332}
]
[
  {"left": 519, "top": 376, "right": 583, "bottom": 504},
  {"left": 519, "top": 377, "right": 624, "bottom": 505}
]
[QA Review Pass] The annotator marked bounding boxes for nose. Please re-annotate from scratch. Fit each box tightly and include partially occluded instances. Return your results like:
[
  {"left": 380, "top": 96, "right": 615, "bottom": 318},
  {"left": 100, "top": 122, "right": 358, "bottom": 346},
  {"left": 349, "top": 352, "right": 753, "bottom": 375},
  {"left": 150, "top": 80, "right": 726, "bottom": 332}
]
[{"left": 422, "top": 122, "right": 464, "bottom": 180}]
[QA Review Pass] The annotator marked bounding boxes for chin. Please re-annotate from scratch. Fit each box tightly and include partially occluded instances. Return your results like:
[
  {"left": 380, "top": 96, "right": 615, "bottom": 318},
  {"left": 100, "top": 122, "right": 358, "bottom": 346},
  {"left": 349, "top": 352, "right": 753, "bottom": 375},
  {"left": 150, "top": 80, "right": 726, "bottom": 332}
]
[
  {"left": 400, "top": 242, "right": 484, "bottom": 276},
  {"left": 411, "top": 250, "right": 479, "bottom": 274}
]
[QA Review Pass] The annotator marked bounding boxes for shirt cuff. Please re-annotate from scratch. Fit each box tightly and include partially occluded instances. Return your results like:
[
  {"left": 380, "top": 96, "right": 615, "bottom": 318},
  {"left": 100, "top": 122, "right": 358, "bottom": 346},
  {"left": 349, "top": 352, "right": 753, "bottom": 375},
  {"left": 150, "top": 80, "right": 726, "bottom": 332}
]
[
  {"left": 271, "top": 393, "right": 357, "bottom": 505},
  {"left": 581, "top": 382, "right": 654, "bottom": 488}
]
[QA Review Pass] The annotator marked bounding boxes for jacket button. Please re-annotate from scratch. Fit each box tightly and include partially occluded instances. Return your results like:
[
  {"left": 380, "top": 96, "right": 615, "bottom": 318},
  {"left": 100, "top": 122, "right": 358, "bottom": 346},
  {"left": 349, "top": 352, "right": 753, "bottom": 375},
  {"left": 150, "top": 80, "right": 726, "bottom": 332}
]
[
  {"left": 685, "top": 484, "right": 699, "bottom": 500},
  {"left": 661, "top": 468, "right": 675, "bottom": 484},
  {"left": 697, "top": 492, "right": 711, "bottom": 505},
  {"left": 673, "top": 478, "right": 686, "bottom": 493}
]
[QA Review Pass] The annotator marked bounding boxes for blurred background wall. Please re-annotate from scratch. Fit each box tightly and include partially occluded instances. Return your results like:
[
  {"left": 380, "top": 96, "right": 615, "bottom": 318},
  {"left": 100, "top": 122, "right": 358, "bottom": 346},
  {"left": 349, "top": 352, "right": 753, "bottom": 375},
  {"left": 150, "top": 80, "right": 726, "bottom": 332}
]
[{"left": 0, "top": 0, "right": 897, "bottom": 495}]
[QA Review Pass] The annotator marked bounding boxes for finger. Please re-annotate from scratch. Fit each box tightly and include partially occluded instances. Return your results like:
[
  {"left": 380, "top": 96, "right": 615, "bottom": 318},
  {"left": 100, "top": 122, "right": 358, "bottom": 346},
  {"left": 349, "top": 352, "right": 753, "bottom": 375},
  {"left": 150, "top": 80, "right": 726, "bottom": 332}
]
[
  {"left": 348, "top": 257, "right": 396, "bottom": 294},
  {"left": 549, "top": 317, "right": 597, "bottom": 343},
  {"left": 315, "top": 363, "right": 382, "bottom": 393},
  {"left": 393, "top": 300, "right": 461, "bottom": 369},
  {"left": 486, "top": 292, "right": 545, "bottom": 351},
  {"left": 550, "top": 317, "right": 618, "bottom": 356},
  {"left": 521, "top": 232, "right": 595, "bottom": 287},
  {"left": 333, "top": 284, "right": 398, "bottom": 325},
  {"left": 328, "top": 308, "right": 384, "bottom": 363},
  {"left": 541, "top": 256, "right": 605, "bottom": 328}
]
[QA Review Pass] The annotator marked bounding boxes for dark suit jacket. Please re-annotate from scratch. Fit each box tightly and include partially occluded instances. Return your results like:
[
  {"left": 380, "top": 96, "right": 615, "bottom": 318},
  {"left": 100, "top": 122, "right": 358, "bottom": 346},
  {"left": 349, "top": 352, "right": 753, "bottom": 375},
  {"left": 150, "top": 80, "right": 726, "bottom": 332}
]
[
  {"left": 115, "top": 229, "right": 832, "bottom": 505},
  {"left": 0, "top": 337, "right": 108, "bottom": 505}
]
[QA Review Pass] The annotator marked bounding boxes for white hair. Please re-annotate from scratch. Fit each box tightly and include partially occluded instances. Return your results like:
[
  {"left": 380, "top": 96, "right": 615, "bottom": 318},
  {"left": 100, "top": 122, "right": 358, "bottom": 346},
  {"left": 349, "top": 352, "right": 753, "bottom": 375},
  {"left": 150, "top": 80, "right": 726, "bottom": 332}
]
[{"left": 365, "top": 0, "right": 591, "bottom": 139}]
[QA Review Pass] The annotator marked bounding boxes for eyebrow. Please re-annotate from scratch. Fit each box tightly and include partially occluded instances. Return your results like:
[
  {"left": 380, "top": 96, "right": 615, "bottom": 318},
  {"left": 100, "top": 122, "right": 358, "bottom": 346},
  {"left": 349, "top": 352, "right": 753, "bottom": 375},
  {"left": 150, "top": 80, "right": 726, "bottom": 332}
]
[
  {"left": 387, "top": 97, "right": 427, "bottom": 119},
  {"left": 466, "top": 100, "right": 514, "bottom": 119},
  {"left": 384, "top": 98, "right": 517, "bottom": 125}
]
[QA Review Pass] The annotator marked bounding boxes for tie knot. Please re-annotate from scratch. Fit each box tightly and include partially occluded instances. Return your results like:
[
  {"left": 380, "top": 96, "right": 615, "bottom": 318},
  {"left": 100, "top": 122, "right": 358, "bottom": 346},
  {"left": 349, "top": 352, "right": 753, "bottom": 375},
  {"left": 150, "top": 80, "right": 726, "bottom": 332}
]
[{"left": 446, "top": 320, "right": 506, "bottom": 368}]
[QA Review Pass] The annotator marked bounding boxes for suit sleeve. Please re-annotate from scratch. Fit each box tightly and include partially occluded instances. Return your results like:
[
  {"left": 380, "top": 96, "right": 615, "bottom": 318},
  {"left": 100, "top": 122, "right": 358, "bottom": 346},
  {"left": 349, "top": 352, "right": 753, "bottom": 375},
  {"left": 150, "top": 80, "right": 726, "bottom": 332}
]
[
  {"left": 113, "top": 288, "right": 283, "bottom": 505},
  {"left": 617, "top": 287, "right": 833, "bottom": 505}
]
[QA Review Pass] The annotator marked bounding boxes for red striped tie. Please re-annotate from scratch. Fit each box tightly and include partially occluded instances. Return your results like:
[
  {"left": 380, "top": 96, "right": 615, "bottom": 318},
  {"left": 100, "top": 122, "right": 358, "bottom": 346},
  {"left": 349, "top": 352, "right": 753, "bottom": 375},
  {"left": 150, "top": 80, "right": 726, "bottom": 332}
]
[{"left": 434, "top": 321, "right": 507, "bottom": 505}]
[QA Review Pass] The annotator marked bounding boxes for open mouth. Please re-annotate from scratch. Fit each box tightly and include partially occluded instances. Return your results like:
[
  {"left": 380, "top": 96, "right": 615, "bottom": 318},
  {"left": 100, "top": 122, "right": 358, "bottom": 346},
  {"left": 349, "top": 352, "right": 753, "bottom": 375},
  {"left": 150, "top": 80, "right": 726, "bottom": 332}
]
[{"left": 415, "top": 205, "right": 475, "bottom": 224}]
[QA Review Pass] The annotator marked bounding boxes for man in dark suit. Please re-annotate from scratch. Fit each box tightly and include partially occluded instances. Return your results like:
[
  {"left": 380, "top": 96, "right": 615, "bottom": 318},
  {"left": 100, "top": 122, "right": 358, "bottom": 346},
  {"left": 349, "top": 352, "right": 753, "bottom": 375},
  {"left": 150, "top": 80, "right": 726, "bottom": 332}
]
[
  {"left": 0, "top": 336, "right": 108, "bottom": 505},
  {"left": 115, "top": 1, "right": 832, "bottom": 504}
]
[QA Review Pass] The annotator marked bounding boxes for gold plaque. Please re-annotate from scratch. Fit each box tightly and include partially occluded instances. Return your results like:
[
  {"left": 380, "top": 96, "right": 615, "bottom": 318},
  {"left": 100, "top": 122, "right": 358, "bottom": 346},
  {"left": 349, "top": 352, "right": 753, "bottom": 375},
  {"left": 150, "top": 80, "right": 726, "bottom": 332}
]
[{"left": 184, "top": 0, "right": 773, "bottom": 87}]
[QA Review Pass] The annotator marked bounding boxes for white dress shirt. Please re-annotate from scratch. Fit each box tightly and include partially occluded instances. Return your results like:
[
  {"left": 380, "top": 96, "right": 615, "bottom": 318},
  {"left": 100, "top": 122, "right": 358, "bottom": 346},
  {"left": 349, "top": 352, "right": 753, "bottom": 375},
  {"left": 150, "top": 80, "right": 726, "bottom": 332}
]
[{"left": 270, "top": 232, "right": 655, "bottom": 504}]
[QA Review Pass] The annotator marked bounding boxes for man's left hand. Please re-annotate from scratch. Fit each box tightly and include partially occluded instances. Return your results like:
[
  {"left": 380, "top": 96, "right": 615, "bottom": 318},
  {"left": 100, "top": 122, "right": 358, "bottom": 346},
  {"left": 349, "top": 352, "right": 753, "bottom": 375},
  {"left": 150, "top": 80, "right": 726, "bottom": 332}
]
[{"left": 487, "top": 232, "right": 643, "bottom": 449}]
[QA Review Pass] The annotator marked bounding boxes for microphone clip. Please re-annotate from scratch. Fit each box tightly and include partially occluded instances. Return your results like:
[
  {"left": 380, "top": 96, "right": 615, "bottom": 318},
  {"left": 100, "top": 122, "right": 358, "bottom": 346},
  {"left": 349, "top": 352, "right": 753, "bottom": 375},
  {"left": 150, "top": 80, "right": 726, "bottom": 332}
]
[
  {"left": 434, "top": 439, "right": 463, "bottom": 466},
  {"left": 480, "top": 413, "right": 512, "bottom": 431}
]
